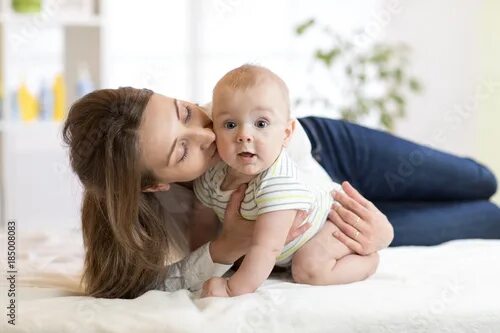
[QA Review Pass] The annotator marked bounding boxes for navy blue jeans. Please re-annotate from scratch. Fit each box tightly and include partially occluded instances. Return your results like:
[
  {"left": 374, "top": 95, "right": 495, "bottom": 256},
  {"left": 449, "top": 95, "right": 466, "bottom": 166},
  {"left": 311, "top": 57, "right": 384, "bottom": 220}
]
[{"left": 297, "top": 116, "right": 500, "bottom": 246}]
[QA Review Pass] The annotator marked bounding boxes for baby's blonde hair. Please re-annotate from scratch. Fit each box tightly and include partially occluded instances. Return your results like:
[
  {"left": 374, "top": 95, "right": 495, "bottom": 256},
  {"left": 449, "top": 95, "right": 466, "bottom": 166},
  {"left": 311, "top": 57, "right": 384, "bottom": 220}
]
[{"left": 213, "top": 64, "right": 290, "bottom": 115}]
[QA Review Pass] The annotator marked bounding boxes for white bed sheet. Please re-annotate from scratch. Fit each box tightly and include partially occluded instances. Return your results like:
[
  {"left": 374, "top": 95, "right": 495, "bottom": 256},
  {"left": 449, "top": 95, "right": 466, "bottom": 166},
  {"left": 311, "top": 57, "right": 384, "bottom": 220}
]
[{"left": 1, "top": 229, "right": 500, "bottom": 333}]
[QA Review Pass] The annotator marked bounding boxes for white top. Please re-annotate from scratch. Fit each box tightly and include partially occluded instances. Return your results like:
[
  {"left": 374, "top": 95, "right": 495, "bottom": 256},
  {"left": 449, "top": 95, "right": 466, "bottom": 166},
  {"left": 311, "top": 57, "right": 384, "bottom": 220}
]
[
  {"left": 158, "top": 107, "right": 333, "bottom": 291},
  {"left": 162, "top": 242, "right": 232, "bottom": 292},
  {"left": 194, "top": 149, "right": 339, "bottom": 266},
  {"left": 194, "top": 150, "right": 316, "bottom": 223}
]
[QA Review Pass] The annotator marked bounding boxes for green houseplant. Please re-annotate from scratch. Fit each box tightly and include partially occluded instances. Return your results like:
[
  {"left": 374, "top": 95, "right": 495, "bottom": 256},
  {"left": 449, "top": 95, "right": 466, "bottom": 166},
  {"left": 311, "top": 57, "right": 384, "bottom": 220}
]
[{"left": 295, "top": 19, "right": 422, "bottom": 131}]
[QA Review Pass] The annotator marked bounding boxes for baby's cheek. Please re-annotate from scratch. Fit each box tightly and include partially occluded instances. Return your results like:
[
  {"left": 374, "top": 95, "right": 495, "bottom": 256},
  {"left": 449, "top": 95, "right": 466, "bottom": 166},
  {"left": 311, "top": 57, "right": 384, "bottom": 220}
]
[
  {"left": 216, "top": 135, "right": 231, "bottom": 152},
  {"left": 215, "top": 137, "right": 233, "bottom": 163}
]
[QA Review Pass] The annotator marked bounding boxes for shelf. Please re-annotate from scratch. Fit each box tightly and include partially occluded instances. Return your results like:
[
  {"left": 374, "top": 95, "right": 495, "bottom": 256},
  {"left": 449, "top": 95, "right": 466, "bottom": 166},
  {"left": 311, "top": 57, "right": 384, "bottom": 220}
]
[
  {"left": 0, "top": 13, "right": 101, "bottom": 27},
  {"left": 0, "top": 0, "right": 101, "bottom": 230},
  {"left": 0, "top": 120, "right": 64, "bottom": 132}
]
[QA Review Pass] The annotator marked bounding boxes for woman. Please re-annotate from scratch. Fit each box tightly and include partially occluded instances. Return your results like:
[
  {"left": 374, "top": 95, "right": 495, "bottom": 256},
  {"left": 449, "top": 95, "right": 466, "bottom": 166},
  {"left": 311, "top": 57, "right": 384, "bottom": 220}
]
[{"left": 62, "top": 87, "right": 499, "bottom": 299}]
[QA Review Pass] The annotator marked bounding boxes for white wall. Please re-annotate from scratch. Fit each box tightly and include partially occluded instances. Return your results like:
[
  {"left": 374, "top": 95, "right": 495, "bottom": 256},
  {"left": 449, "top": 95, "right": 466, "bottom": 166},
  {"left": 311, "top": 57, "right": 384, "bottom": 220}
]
[
  {"left": 385, "top": 0, "right": 481, "bottom": 156},
  {"left": 383, "top": 0, "right": 499, "bottom": 203},
  {"left": 102, "top": 0, "right": 499, "bottom": 205},
  {"left": 101, "top": 0, "right": 190, "bottom": 99},
  {"left": 478, "top": 0, "right": 500, "bottom": 204},
  {"left": 102, "top": 0, "right": 382, "bottom": 114}
]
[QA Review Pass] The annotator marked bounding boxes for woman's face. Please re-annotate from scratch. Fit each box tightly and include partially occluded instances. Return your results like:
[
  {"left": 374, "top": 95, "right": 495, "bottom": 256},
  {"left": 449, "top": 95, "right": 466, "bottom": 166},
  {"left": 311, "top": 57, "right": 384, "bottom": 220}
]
[{"left": 138, "top": 93, "right": 219, "bottom": 190}]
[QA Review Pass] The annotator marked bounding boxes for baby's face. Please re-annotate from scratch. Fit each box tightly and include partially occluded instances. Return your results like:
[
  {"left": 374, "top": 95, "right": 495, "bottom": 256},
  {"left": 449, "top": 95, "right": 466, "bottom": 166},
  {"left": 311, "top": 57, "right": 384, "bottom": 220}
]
[{"left": 212, "top": 80, "right": 293, "bottom": 176}]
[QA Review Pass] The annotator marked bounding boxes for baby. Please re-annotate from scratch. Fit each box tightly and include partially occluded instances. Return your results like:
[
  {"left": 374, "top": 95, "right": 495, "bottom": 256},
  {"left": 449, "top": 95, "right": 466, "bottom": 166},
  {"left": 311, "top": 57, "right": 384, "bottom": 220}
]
[{"left": 195, "top": 64, "right": 379, "bottom": 297}]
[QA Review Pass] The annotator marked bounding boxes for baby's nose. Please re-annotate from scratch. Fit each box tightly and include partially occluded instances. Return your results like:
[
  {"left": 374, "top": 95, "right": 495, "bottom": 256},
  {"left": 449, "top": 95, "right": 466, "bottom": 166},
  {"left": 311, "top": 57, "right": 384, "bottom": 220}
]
[{"left": 237, "top": 134, "right": 252, "bottom": 143}]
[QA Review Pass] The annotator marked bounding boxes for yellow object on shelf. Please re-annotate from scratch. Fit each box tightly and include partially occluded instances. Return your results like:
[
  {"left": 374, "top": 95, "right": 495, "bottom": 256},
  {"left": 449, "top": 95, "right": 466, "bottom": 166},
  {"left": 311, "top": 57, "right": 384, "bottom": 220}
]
[
  {"left": 18, "top": 82, "right": 39, "bottom": 121},
  {"left": 53, "top": 74, "right": 67, "bottom": 121},
  {"left": 0, "top": 77, "right": 3, "bottom": 119}
]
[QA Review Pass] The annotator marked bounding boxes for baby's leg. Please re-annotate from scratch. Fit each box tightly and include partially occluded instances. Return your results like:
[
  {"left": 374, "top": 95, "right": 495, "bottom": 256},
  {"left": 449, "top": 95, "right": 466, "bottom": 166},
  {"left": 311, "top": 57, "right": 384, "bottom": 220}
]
[{"left": 291, "top": 222, "right": 379, "bottom": 285}]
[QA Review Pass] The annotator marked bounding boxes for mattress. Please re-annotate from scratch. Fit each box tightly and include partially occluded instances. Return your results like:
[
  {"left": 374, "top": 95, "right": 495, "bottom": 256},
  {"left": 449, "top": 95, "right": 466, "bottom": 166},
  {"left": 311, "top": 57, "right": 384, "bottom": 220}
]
[{"left": 1, "top": 228, "right": 500, "bottom": 333}]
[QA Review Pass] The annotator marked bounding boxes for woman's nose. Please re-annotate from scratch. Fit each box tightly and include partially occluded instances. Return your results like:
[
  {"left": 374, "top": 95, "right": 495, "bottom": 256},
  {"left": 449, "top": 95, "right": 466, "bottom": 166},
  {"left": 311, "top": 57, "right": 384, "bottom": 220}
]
[{"left": 196, "top": 127, "right": 216, "bottom": 150}]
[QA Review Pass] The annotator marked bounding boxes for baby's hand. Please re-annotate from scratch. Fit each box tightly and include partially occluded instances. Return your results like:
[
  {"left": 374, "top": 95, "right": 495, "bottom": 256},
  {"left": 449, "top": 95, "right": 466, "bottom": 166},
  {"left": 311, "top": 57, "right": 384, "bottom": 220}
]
[{"left": 201, "top": 277, "right": 230, "bottom": 298}]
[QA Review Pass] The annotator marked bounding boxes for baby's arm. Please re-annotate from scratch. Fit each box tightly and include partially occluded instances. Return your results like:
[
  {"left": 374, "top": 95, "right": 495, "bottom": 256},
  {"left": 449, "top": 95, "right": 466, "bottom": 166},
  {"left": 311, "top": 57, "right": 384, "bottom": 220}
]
[{"left": 226, "top": 209, "right": 298, "bottom": 296}]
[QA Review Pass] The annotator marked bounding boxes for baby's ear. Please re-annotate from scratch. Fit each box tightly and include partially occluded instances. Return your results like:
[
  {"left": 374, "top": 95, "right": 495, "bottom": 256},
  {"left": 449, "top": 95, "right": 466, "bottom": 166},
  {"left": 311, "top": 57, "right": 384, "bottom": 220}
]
[
  {"left": 142, "top": 183, "right": 171, "bottom": 193},
  {"left": 283, "top": 118, "right": 297, "bottom": 147}
]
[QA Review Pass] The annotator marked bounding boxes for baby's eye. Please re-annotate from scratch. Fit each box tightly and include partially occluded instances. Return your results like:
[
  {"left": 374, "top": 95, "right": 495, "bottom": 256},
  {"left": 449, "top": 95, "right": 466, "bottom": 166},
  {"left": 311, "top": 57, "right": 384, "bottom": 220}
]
[
  {"left": 224, "top": 121, "right": 237, "bottom": 129},
  {"left": 255, "top": 120, "right": 269, "bottom": 128}
]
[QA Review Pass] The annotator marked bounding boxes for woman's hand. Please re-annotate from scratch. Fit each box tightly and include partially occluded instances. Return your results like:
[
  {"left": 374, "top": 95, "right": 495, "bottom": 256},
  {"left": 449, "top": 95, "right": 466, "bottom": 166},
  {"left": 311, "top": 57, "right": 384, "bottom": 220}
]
[
  {"left": 201, "top": 277, "right": 230, "bottom": 298},
  {"left": 210, "top": 184, "right": 254, "bottom": 264},
  {"left": 328, "top": 181, "right": 394, "bottom": 255},
  {"left": 210, "top": 184, "right": 311, "bottom": 264}
]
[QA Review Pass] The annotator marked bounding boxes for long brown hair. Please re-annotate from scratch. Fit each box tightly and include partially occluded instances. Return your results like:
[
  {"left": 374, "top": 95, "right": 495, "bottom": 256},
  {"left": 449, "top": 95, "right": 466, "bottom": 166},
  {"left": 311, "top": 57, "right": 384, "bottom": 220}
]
[{"left": 63, "top": 87, "right": 183, "bottom": 299}]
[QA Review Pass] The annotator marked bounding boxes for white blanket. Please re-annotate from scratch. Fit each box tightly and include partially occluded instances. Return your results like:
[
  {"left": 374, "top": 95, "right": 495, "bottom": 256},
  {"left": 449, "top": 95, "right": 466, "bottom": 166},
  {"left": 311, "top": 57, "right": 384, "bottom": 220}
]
[{"left": 2, "top": 229, "right": 500, "bottom": 333}]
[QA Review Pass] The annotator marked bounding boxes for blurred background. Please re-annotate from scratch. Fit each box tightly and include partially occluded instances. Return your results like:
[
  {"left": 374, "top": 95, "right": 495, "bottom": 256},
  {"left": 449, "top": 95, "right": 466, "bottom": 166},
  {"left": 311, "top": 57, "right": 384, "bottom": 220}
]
[{"left": 0, "top": 0, "right": 499, "bottom": 231}]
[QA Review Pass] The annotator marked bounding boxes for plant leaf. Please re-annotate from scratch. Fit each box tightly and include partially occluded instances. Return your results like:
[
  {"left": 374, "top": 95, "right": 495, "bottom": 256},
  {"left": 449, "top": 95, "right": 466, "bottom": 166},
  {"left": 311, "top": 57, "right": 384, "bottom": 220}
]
[
  {"left": 393, "top": 68, "right": 402, "bottom": 83},
  {"left": 389, "top": 93, "right": 405, "bottom": 106},
  {"left": 380, "top": 112, "right": 394, "bottom": 131},
  {"left": 314, "top": 48, "right": 341, "bottom": 67},
  {"left": 345, "top": 65, "right": 353, "bottom": 76},
  {"left": 295, "top": 18, "right": 315, "bottom": 35},
  {"left": 409, "top": 78, "right": 422, "bottom": 92}
]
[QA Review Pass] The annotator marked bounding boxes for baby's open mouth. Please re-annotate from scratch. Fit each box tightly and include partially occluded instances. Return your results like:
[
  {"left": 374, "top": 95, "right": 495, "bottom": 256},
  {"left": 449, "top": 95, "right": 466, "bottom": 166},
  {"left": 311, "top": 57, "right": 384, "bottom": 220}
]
[{"left": 238, "top": 152, "right": 256, "bottom": 158}]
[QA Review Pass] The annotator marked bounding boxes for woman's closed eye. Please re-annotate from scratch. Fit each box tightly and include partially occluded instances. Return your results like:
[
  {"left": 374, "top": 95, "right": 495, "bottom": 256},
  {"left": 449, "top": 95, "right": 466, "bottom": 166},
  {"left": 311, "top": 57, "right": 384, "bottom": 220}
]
[
  {"left": 185, "top": 106, "right": 192, "bottom": 123},
  {"left": 179, "top": 141, "right": 189, "bottom": 163},
  {"left": 175, "top": 107, "right": 192, "bottom": 163}
]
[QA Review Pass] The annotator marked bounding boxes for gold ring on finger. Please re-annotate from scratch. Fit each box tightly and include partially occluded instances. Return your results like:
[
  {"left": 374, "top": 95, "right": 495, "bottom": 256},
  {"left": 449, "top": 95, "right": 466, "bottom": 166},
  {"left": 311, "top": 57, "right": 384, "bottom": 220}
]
[
  {"left": 354, "top": 216, "right": 361, "bottom": 229},
  {"left": 354, "top": 230, "right": 360, "bottom": 240}
]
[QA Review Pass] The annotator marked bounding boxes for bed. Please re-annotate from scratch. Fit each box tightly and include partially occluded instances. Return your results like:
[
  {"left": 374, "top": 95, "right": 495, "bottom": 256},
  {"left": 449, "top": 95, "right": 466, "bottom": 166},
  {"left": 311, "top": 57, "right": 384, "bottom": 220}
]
[{"left": 2, "top": 228, "right": 500, "bottom": 333}]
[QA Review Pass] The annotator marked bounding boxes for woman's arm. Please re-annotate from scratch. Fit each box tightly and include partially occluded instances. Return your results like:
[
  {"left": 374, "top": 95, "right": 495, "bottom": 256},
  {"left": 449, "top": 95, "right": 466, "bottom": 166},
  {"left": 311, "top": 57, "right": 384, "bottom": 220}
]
[
  {"left": 328, "top": 181, "right": 394, "bottom": 255},
  {"left": 189, "top": 199, "right": 220, "bottom": 252},
  {"left": 163, "top": 242, "right": 232, "bottom": 292},
  {"left": 163, "top": 186, "right": 249, "bottom": 292}
]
